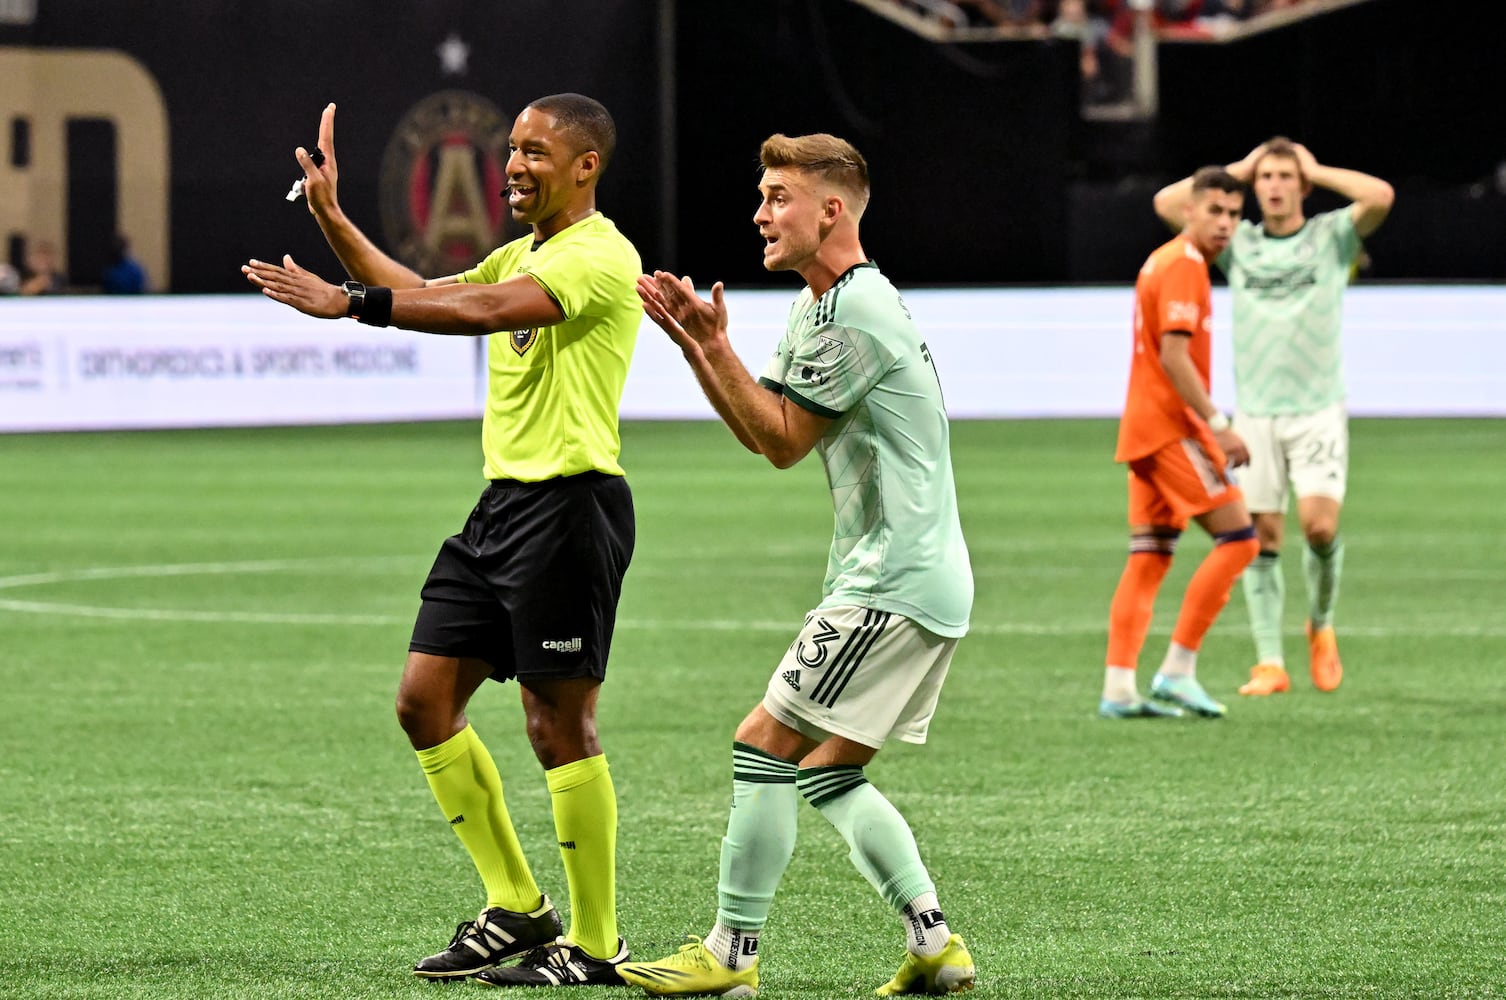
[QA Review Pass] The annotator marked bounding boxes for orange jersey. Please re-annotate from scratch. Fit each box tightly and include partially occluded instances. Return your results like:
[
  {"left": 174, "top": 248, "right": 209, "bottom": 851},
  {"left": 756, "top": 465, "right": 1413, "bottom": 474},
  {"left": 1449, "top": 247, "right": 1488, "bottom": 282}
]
[{"left": 1114, "top": 234, "right": 1215, "bottom": 463}]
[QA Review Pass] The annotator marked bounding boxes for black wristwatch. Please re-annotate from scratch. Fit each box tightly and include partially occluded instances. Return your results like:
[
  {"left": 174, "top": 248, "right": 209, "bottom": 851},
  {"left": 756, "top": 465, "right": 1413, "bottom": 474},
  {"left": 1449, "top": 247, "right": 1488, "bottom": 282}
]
[{"left": 342, "top": 280, "right": 366, "bottom": 318}]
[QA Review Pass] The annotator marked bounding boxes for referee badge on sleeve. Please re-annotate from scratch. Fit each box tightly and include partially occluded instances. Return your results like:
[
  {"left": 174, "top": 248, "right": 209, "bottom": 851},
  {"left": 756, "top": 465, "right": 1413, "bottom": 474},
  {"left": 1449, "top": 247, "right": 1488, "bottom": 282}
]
[{"left": 511, "top": 329, "right": 539, "bottom": 355}]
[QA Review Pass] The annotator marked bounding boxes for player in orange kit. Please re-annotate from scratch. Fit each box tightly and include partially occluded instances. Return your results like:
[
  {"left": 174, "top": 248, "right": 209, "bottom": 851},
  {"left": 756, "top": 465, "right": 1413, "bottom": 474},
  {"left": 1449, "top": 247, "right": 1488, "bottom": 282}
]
[{"left": 1100, "top": 166, "right": 1260, "bottom": 719}]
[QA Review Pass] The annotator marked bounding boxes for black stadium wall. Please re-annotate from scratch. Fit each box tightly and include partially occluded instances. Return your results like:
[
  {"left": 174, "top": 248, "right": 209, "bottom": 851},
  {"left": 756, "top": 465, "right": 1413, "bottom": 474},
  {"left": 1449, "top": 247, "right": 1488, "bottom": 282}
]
[
  {"left": 1, "top": 0, "right": 664, "bottom": 294},
  {"left": 3, "top": 0, "right": 1502, "bottom": 291}
]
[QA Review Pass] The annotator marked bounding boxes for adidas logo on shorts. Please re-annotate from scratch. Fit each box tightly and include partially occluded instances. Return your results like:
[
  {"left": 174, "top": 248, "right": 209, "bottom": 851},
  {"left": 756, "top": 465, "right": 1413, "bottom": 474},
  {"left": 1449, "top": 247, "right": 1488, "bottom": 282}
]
[{"left": 781, "top": 669, "right": 801, "bottom": 691}]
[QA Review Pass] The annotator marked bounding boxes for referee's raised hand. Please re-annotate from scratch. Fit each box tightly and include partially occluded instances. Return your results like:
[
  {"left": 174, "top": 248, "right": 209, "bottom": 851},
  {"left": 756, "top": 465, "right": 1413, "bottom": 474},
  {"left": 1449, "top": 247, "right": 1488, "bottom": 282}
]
[{"left": 296, "top": 103, "right": 340, "bottom": 218}]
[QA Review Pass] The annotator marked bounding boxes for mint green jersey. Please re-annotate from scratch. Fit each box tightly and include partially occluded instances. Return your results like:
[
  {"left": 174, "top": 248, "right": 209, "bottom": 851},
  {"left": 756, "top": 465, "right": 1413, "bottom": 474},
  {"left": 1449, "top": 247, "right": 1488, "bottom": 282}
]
[
  {"left": 1216, "top": 208, "right": 1362, "bottom": 416},
  {"left": 756, "top": 263, "right": 973, "bottom": 638},
  {"left": 459, "top": 213, "right": 641, "bottom": 482}
]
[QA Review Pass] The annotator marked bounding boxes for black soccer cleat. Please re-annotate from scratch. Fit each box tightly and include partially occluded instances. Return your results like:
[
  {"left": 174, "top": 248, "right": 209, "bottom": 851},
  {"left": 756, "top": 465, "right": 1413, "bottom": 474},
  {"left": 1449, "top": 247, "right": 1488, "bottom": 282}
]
[
  {"left": 412, "top": 895, "right": 564, "bottom": 979},
  {"left": 473, "top": 936, "right": 630, "bottom": 987}
]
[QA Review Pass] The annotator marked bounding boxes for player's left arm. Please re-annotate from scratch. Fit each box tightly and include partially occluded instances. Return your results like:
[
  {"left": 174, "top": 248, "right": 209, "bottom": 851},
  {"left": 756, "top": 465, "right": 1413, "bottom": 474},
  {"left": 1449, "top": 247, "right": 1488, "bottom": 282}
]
[
  {"left": 1292, "top": 143, "right": 1395, "bottom": 238},
  {"left": 1160, "top": 331, "right": 1249, "bottom": 467}
]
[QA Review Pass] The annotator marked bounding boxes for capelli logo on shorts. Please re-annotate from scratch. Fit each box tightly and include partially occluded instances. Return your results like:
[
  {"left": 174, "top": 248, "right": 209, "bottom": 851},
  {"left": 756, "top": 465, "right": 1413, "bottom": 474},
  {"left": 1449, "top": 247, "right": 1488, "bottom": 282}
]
[{"left": 541, "top": 637, "right": 583, "bottom": 653}]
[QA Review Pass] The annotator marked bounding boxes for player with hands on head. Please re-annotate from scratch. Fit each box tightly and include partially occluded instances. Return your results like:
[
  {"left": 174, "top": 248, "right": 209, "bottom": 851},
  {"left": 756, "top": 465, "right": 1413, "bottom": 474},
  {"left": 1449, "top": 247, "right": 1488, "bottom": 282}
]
[
  {"left": 244, "top": 94, "right": 642, "bottom": 988},
  {"left": 617, "top": 132, "right": 976, "bottom": 998},
  {"left": 1100, "top": 166, "right": 1260, "bottom": 721},
  {"left": 1153, "top": 138, "right": 1394, "bottom": 696}
]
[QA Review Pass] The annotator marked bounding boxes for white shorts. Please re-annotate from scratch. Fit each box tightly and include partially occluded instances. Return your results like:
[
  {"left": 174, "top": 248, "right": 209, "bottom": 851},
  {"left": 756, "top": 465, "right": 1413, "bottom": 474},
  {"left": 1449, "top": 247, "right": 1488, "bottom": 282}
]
[
  {"left": 1234, "top": 401, "right": 1349, "bottom": 513},
  {"left": 762, "top": 605, "right": 959, "bottom": 750}
]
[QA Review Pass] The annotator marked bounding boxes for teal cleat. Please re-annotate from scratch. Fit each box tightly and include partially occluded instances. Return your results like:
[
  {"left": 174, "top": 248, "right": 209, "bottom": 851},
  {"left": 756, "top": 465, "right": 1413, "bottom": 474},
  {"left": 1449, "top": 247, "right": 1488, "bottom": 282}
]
[
  {"left": 1150, "top": 673, "right": 1227, "bottom": 718},
  {"left": 1098, "top": 697, "right": 1183, "bottom": 719}
]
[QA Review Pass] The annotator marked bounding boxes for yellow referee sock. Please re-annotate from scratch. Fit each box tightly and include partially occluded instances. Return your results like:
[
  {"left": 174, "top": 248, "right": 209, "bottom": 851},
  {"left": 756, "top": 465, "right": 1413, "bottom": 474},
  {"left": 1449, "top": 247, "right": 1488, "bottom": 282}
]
[
  {"left": 546, "top": 754, "right": 618, "bottom": 958},
  {"left": 416, "top": 725, "right": 542, "bottom": 913}
]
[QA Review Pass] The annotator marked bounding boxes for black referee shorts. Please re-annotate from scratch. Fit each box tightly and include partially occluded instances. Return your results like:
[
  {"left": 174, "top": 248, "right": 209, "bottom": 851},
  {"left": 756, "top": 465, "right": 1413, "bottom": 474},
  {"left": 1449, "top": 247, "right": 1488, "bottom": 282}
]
[{"left": 409, "top": 471, "right": 634, "bottom": 683}]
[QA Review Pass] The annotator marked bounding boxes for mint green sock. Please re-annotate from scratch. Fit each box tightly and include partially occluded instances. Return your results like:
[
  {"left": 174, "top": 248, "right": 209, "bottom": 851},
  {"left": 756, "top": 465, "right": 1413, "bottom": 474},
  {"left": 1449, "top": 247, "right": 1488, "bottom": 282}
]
[
  {"left": 798, "top": 766, "right": 934, "bottom": 913},
  {"left": 1241, "top": 550, "right": 1285, "bottom": 665},
  {"left": 1304, "top": 535, "right": 1345, "bottom": 628},
  {"left": 715, "top": 743, "right": 798, "bottom": 931}
]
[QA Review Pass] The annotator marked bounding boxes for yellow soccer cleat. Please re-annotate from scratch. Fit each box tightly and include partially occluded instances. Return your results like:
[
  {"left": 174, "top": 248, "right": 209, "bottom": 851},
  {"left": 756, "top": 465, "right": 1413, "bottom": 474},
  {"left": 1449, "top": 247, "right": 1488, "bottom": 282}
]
[
  {"left": 1307, "top": 622, "right": 1343, "bottom": 692},
  {"left": 617, "top": 937, "right": 759, "bottom": 998},
  {"left": 876, "top": 934, "right": 975, "bottom": 996},
  {"left": 1238, "top": 663, "right": 1290, "bottom": 696}
]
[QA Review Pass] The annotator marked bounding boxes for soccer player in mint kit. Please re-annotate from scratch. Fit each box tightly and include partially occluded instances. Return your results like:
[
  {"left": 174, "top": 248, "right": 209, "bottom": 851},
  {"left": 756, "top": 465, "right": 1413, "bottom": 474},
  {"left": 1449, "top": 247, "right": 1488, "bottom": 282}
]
[
  {"left": 618, "top": 133, "right": 976, "bottom": 998},
  {"left": 244, "top": 93, "right": 640, "bottom": 987},
  {"left": 1154, "top": 138, "right": 1394, "bottom": 697}
]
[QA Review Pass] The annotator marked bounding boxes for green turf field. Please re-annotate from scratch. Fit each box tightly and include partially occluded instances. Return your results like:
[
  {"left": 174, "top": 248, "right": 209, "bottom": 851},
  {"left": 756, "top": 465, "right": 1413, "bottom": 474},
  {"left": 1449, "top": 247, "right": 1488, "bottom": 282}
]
[{"left": 1, "top": 418, "right": 1501, "bottom": 999}]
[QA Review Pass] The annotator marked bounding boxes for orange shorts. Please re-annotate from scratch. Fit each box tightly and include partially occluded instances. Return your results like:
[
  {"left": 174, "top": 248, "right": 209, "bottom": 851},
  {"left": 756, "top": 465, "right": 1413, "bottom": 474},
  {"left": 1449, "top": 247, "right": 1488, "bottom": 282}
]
[{"left": 1126, "top": 433, "right": 1243, "bottom": 530}]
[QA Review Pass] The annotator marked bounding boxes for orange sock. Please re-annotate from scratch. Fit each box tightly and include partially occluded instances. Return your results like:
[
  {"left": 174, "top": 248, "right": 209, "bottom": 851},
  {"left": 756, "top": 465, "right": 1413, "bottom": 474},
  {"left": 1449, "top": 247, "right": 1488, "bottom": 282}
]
[
  {"left": 1172, "top": 536, "right": 1259, "bottom": 650},
  {"left": 1106, "top": 551, "right": 1173, "bottom": 668}
]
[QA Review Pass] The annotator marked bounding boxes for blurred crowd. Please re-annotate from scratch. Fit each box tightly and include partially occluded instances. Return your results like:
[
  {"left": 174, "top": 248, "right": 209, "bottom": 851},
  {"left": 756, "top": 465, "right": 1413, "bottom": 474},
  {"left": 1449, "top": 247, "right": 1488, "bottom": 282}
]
[
  {"left": 890, "top": 0, "right": 1328, "bottom": 104},
  {"left": 0, "top": 235, "right": 147, "bottom": 295}
]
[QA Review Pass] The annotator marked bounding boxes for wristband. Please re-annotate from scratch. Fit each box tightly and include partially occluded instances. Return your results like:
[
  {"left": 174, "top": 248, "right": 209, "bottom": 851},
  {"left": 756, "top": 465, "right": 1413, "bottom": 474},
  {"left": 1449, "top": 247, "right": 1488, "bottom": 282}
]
[
  {"left": 1206, "top": 412, "right": 1230, "bottom": 433},
  {"left": 356, "top": 286, "right": 393, "bottom": 328}
]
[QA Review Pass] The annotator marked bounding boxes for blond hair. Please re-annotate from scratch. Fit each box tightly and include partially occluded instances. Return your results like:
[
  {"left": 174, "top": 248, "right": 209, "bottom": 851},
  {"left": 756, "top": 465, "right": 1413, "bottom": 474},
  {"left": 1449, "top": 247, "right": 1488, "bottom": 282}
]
[{"left": 759, "top": 133, "right": 870, "bottom": 216}]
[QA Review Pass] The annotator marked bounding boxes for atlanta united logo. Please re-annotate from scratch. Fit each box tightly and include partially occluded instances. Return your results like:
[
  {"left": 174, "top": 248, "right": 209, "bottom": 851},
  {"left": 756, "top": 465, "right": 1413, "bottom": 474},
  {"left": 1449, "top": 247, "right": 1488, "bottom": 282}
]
[{"left": 379, "top": 91, "right": 512, "bottom": 277}]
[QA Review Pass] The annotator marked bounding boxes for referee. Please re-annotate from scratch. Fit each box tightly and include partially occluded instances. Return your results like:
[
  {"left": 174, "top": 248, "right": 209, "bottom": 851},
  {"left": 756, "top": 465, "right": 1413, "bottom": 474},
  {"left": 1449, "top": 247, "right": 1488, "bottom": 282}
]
[{"left": 243, "top": 93, "right": 640, "bottom": 987}]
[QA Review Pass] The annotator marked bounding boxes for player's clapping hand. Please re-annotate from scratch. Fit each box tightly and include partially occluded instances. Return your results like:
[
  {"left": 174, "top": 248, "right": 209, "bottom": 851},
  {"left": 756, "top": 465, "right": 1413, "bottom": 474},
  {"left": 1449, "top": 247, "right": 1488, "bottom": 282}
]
[
  {"left": 636, "top": 271, "right": 729, "bottom": 353},
  {"left": 242, "top": 254, "right": 346, "bottom": 319}
]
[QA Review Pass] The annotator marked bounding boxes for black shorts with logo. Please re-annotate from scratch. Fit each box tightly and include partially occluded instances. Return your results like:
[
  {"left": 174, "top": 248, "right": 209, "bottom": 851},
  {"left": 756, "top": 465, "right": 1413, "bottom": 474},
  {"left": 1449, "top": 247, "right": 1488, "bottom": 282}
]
[{"left": 409, "top": 471, "right": 634, "bottom": 683}]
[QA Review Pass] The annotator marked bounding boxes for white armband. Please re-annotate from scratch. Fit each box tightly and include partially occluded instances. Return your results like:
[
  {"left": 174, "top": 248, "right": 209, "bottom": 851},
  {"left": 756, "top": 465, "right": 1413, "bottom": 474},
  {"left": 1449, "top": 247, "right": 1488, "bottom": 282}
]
[{"left": 1206, "top": 412, "right": 1230, "bottom": 433}]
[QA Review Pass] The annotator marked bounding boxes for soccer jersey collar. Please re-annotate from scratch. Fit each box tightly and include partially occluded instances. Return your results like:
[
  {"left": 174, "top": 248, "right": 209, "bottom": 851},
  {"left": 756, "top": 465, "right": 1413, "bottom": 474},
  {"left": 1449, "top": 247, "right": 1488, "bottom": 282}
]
[
  {"left": 1258, "top": 218, "right": 1308, "bottom": 241},
  {"left": 531, "top": 211, "right": 603, "bottom": 252},
  {"left": 816, "top": 259, "right": 878, "bottom": 297}
]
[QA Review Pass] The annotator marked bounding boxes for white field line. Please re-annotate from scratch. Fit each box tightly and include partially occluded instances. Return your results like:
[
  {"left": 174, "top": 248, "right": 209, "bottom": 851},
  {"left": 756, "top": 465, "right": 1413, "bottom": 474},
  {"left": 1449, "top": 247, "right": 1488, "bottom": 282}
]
[{"left": 0, "top": 560, "right": 1502, "bottom": 637}]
